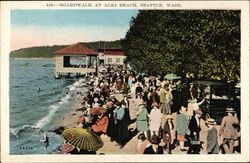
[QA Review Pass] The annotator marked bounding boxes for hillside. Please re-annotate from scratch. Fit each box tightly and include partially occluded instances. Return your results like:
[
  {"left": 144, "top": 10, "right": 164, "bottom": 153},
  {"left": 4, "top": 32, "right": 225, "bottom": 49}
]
[{"left": 10, "top": 40, "right": 122, "bottom": 58}]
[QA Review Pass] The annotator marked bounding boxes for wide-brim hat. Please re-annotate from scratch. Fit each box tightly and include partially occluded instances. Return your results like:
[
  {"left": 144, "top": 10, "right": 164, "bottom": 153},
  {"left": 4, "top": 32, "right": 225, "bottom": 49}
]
[
  {"left": 106, "top": 102, "right": 114, "bottom": 106},
  {"left": 149, "top": 135, "right": 161, "bottom": 145},
  {"left": 138, "top": 103, "right": 145, "bottom": 106},
  {"left": 206, "top": 118, "right": 216, "bottom": 125},
  {"left": 151, "top": 102, "right": 159, "bottom": 107},
  {"left": 226, "top": 107, "right": 235, "bottom": 113},
  {"left": 127, "top": 95, "right": 132, "bottom": 99},
  {"left": 137, "top": 133, "right": 146, "bottom": 140},
  {"left": 166, "top": 115, "right": 173, "bottom": 120},
  {"left": 194, "top": 109, "right": 203, "bottom": 115}
]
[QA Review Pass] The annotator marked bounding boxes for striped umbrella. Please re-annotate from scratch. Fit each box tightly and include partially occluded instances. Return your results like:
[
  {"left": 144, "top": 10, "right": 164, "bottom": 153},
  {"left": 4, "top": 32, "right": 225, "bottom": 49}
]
[{"left": 62, "top": 128, "right": 103, "bottom": 151}]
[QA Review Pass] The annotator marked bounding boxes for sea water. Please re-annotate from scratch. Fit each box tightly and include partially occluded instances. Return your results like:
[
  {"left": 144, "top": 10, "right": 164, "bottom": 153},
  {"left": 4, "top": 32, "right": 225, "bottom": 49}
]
[{"left": 9, "top": 58, "right": 85, "bottom": 154}]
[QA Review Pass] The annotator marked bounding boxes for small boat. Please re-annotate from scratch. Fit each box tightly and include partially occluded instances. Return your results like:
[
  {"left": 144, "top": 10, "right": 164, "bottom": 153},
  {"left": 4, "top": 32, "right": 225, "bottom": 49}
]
[{"left": 20, "top": 63, "right": 30, "bottom": 66}]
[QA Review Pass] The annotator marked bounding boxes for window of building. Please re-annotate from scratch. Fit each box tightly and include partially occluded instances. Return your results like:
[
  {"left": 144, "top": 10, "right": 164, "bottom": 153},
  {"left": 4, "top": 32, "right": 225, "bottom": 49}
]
[
  {"left": 116, "top": 58, "right": 120, "bottom": 64},
  {"left": 63, "top": 56, "right": 86, "bottom": 68},
  {"left": 108, "top": 58, "right": 112, "bottom": 64}
]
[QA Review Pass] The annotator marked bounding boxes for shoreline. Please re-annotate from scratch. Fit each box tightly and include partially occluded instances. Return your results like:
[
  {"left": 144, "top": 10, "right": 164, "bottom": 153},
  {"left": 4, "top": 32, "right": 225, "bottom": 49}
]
[
  {"left": 58, "top": 97, "right": 84, "bottom": 129},
  {"left": 54, "top": 81, "right": 87, "bottom": 131}
]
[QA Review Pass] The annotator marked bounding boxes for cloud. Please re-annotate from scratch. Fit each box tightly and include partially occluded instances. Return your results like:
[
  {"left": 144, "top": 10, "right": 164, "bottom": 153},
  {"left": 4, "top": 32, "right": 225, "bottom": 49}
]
[{"left": 11, "top": 25, "right": 128, "bottom": 51}]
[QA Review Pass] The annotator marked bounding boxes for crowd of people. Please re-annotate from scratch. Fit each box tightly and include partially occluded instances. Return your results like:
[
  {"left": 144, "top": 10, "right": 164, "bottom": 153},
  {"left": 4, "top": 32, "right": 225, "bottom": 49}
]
[{"left": 61, "top": 64, "right": 241, "bottom": 154}]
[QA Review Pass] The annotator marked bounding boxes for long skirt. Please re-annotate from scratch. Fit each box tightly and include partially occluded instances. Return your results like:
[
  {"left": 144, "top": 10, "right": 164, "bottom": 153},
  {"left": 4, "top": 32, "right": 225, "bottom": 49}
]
[
  {"left": 116, "top": 120, "right": 129, "bottom": 144},
  {"left": 165, "top": 101, "right": 172, "bottom": 115},
  {"left": 137, "top": 120, "right": 148, "bottom": 132},
  {"left": 160, "top": 103, "right": 167, "bottom": 115},
  {"left": 107, "top": 117, "right": 115, "bottom": 140}
]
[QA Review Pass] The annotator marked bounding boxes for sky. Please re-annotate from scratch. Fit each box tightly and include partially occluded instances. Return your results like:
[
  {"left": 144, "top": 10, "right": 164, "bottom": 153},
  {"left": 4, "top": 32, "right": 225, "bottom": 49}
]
[{"left": 11, "top": 10, "right": 138, "bottom": 51}]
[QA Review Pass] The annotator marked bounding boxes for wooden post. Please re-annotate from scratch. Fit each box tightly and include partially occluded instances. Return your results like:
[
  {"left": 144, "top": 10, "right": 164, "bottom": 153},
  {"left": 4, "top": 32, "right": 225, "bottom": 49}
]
[
  {"left": 86, "top": 56, "right": 88, "bottom": 68},
  {"left": 96, "top": 55, "right": 99, "bottom": 77},
  {"left": 209, "top": 85, "right": 212, "bottom": 115}
]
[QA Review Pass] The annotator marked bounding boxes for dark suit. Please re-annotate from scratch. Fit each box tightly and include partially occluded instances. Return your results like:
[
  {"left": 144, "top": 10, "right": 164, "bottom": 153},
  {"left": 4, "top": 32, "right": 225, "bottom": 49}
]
[
  {"left": 187, "top": 116, "right": 202, "bottom": 154},
  {"left": 188, "top": 116, "right": 201, "bottom": 139}
]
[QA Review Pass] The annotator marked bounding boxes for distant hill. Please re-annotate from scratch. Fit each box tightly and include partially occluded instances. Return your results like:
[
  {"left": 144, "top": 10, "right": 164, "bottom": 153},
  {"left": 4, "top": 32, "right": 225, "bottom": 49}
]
[
  {"left": 10, "top": 40, "right": 122, "bottom": 58},
  {"left": 79, "top": 40, "right": 122, "bottom": 52}
]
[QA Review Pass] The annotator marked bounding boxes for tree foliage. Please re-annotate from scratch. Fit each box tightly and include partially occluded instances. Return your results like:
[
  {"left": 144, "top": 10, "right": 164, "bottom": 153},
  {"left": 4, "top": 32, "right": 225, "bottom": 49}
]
[{"left": 122, "top": 10, "right": 240, "bottom": 82}]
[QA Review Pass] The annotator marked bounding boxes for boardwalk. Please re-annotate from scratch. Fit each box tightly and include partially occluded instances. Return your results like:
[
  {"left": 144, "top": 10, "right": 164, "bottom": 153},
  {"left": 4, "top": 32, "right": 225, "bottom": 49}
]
[
  {"left": 97, "top": 95, "right": 182, "bottom": 154},
  {"left": 97, "top": 94, "right": 224, "bottom": 154}
]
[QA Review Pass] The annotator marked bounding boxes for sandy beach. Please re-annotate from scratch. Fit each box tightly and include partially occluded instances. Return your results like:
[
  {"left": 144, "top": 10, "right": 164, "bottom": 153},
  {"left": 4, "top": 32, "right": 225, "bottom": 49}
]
[{"left": 59, "top": 100, "right": 84, "bottom": 128}]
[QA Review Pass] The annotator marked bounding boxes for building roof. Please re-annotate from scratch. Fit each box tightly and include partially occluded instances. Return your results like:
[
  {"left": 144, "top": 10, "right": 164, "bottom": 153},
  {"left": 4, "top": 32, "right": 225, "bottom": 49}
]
[
  {"left": 102, "top": 51, "right": 125, "bottom": 56},
  {"left": 99, "top": 48, "right": 122, "bottom": 50},
  {"left": 53, "top": 43, "right": 98, "bottom": 55},
  {"left": 98, "top": 48, "right": 125, "bottom": 56}
]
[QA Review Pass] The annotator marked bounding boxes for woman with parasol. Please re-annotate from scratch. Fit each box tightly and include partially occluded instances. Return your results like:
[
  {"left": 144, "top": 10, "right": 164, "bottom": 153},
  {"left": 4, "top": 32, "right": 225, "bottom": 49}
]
[{"left": 61, "top": 128, "right": 103, "bottom": 154}]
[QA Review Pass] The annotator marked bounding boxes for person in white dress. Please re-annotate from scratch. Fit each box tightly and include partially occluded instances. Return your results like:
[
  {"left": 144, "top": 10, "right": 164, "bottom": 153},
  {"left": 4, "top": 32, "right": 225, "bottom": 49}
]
[
  {"left": 130, "top": 83, "right": 137, "bottom": 100},
  {"left": 187, "top": 99, "right": 194, "bottom": 120},
  {"left": 149, "top": 103, "right": 162, "bottom": 137}
]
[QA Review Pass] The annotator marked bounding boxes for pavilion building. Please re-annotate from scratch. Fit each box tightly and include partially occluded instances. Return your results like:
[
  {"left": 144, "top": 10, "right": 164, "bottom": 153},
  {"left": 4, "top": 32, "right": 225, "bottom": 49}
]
[{"left": 53, "top": 43, "right": 98, "bottom": 78}]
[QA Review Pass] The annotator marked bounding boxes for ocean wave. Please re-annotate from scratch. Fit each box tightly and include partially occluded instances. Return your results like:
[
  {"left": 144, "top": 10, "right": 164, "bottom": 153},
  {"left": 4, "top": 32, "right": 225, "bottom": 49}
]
[
  {"left": 34, "top": 80, "right": 81, "bottom": 128},
  {"left": 10, "top": 128, "right": 19, "bottom": 139},
  {"left": 10, "top": 125, "right": 40, "bottom": 139},
  {"left": 35, "top": 95, "right": 71, "bottom": 128},
  {"left": 11, "top": 79, "right": 84, "bottom": 139}
]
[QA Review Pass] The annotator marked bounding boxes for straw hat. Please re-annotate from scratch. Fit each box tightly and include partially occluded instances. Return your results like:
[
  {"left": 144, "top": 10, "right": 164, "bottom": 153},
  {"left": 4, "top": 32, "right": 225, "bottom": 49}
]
[
  {"left": 206, "top": 118, "right": 216, "bottom": 125},
  {"left": 226, "top": 107, "right": 235, "bottom": 113}
]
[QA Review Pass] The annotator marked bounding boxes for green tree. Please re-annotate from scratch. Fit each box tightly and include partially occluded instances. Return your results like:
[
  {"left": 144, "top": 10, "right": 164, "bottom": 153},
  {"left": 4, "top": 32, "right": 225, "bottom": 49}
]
[{"left": 122, "top": 10, "right": 240, "bottom": 82}]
